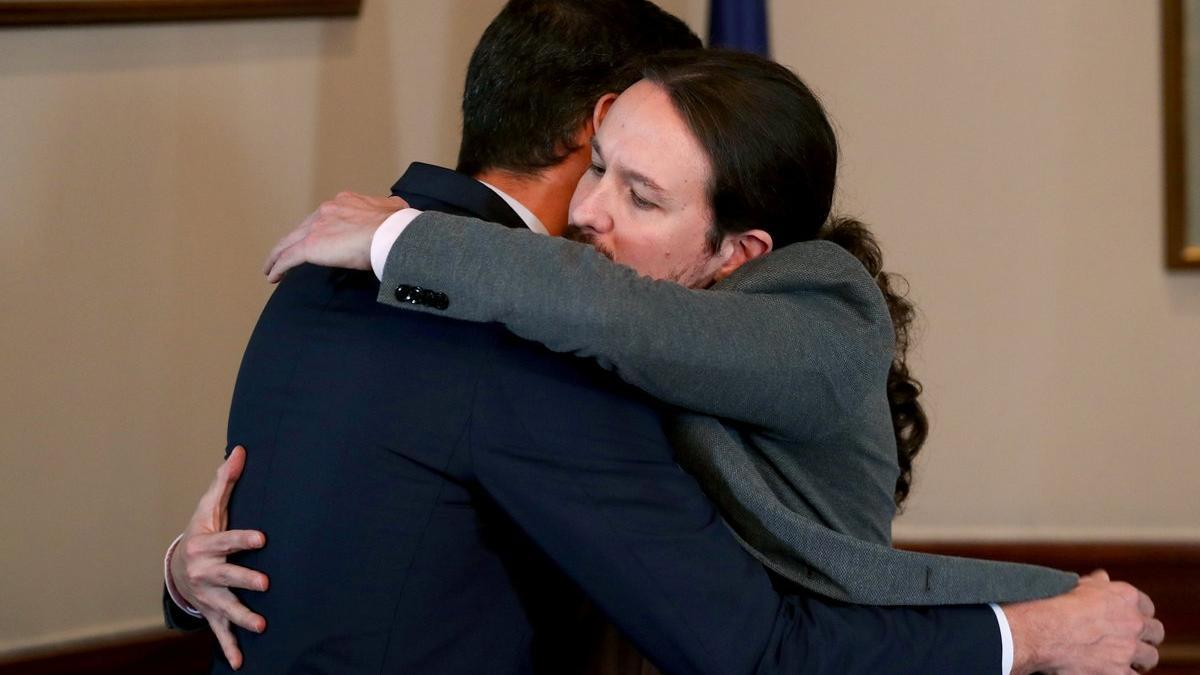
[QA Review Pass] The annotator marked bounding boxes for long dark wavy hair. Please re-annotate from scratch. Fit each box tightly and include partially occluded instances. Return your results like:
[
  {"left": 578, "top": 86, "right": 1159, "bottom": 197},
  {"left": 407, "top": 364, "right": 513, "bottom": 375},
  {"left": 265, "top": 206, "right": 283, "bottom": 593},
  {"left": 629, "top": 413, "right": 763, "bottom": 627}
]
[{"left": 643, "top": 50, "right": 927, "bottom": 507}]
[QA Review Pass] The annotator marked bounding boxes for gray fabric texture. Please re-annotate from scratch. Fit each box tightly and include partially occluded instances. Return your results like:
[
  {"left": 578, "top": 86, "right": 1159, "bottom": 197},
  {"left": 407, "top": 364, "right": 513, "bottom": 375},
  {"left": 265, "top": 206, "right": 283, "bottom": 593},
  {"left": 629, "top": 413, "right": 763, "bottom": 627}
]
[{"left": 377, "top": 211, "right": 1078, "bottom": 605}]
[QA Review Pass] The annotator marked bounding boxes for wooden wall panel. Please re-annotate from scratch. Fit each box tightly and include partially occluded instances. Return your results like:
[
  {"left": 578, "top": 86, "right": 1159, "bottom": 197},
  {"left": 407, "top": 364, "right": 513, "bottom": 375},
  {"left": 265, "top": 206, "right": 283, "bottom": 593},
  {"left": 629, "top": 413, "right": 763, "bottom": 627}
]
[
  {"left": 0, "top": 0, "right": 360, "bottom": 26},
  {"left": 3, "top": 542, "right": 1195, "bottom": 674}
]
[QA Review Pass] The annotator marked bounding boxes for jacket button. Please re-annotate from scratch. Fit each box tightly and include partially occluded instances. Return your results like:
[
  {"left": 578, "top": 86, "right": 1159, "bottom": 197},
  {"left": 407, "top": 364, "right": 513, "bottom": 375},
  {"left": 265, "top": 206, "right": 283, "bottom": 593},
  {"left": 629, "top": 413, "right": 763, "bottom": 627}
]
[
  {"left": 395, "top": 284, "right": 449, "bottom": 310},
  {"left": 395, "top": 284, "right": 418, "bottom": 304}
]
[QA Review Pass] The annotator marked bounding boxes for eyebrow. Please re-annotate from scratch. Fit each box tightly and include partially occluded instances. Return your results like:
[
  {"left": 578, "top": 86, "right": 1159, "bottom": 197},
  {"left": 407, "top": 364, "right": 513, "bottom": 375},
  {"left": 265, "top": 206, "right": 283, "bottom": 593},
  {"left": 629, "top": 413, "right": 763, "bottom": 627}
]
[{"left": 591, "top": 138, "right": 667, "bottom": 196}]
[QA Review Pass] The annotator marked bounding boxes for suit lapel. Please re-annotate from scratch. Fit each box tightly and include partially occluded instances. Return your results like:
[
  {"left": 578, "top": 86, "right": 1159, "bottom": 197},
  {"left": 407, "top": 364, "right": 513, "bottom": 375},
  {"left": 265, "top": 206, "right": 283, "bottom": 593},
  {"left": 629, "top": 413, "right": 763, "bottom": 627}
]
[{"left": 390, "top": 162, "right": 529, "bottom": 230}]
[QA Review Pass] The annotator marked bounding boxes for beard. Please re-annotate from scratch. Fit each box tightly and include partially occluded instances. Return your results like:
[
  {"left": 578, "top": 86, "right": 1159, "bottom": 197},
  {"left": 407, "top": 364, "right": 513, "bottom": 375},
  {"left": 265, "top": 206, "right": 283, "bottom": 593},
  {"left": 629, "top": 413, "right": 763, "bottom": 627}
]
[
  {"left": 563, "top": 224, "right": 616, "bottom": 262},
  {"left": 563, "top": 224, "right": 718, "bottom": 289}
]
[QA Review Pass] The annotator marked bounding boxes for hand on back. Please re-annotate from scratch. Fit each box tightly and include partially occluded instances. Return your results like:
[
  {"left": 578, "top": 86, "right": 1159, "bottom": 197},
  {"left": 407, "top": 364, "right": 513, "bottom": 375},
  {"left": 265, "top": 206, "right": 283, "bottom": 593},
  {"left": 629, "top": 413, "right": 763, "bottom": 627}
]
[
  {"left": 263, "top": 191, "right": 408, "bottom": 282},
  {"left": 169, "top": 446, "right": 268, "bottom": 670},
  {"left": 1006, "top": 569, "right": 1163, "bottom": 674}
]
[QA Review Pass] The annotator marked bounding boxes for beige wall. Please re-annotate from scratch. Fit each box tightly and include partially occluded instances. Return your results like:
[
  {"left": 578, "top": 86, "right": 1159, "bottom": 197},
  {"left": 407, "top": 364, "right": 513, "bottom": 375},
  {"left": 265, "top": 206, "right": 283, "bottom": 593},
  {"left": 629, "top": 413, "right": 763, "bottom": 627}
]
[
  {"left": 766, "top": 2, "right": 1200, "bottom": 540},
  {"left": 0, "top": 0, "right": 1195, "bottom": 655},
  {"left": 0, "top": 0, "right": 514, "bottom": 654}
]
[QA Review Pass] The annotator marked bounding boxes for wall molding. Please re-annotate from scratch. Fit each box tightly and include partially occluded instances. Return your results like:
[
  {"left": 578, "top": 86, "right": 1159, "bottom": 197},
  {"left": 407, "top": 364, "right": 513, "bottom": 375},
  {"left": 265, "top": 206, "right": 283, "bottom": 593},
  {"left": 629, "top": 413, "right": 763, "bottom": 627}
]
[
  {"left": 0, "top": 0, "right": 361, "bottom": 27},
  {"left": 892, "top": 526, "right": 1200, "bottom": 541},
  {"left": 0, "top": 630, "right": 210, "bottom": 675},
  {"left": 0, "top": 617, "right": 164, "bottom": 659},
  {"left": 3, "top": 542, "right": 1195, "bottom": 674}
]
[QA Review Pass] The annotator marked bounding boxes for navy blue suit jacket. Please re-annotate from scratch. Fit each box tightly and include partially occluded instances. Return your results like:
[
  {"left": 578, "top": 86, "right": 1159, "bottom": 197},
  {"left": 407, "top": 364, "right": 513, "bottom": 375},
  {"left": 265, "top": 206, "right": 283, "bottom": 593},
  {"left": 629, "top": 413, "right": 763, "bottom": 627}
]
[{"left": 175, "top": 163, "right": 1001, "bottom": 674}]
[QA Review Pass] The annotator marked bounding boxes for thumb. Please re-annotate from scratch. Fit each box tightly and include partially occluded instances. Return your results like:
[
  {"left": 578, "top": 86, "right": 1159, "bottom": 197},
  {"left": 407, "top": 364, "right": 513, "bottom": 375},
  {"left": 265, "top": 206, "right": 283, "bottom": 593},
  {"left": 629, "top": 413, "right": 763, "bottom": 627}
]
[{"left": 217, "top": 446, "right": 247, "bottom": 514}]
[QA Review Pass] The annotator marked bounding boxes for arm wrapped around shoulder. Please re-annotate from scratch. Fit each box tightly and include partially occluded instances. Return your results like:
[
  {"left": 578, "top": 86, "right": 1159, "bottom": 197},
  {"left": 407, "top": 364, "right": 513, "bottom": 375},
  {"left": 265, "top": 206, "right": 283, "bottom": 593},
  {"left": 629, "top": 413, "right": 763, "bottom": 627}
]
[{"left": 378, "top": 211, "right": 894, "bottom": 443}]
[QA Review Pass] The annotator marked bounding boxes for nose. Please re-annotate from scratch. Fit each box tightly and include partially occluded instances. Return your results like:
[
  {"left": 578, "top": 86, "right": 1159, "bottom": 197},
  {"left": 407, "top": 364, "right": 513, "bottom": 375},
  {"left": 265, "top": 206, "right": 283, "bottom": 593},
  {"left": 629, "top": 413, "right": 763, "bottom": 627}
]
[{"left": 569, "top": 173, "right": 614, "bottom": 234}]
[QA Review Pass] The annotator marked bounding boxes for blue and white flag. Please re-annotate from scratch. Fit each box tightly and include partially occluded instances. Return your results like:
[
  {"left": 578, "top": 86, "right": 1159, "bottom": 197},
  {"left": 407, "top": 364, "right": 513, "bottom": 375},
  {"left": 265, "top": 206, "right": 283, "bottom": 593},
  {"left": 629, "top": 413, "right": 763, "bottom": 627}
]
[{"left": 708, "top": 0, "right": 770, "bottom": 57}]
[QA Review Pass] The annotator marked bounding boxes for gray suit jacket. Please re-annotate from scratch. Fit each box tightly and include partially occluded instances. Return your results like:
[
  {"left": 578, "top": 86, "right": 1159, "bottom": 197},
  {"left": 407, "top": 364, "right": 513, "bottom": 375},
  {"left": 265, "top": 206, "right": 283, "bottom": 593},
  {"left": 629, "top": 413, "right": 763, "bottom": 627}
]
[{"left": 376, "top": 211, "right": 1077, "bottom": 605}]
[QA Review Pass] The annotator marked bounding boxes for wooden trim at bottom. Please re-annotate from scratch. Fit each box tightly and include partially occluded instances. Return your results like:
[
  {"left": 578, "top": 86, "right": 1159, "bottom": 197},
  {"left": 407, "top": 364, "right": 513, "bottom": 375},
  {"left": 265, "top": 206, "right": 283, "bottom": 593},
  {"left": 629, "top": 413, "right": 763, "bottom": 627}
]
[
  {"left": 0, "top": 630, "right": 211, "bottom": 675},
  {"left": 2, "top": 542, "right": 1195, "bottom": 674},
  {"left": 0, "top": 0, "right": 361, "bottom": 27}
]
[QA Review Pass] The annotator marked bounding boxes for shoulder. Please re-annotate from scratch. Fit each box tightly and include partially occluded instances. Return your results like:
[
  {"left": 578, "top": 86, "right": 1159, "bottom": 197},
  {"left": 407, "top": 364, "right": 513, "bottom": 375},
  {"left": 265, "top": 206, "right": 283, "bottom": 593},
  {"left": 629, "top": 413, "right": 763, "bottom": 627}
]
[
  {"left": 711, "top": 241, "right": 897, "bottom": 426},
  {"left": 719, "top": 240, "right": 894, "bottom": 348},
  {"left": 718, "top": 239, "right": 878, "bottom": 296}
]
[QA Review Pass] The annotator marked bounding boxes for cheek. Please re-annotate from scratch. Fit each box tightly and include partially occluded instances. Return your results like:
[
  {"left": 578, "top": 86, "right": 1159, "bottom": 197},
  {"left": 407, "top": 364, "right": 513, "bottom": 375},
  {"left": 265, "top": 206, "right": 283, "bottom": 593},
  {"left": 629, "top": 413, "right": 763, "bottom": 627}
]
[
  {"left": 612, "top": 219, "right": 694, "bottom": 278},
  {"left": 612, "top": 230, "right": 656, "bottom": 266}
]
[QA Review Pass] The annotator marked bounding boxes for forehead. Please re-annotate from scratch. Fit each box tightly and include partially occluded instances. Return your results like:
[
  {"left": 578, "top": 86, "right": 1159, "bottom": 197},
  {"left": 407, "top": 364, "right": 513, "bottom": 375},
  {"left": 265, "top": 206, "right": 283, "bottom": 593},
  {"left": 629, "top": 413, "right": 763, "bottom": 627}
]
[{"left": 596, "top": 80, "right": 711, "bottom": 194}]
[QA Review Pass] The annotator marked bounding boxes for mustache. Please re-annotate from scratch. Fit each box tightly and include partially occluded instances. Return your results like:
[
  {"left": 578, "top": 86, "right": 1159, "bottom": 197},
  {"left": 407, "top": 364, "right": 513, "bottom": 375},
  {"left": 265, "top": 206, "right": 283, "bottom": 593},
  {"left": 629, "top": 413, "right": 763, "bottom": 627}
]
[{"left": 563, "top": 224, "right": 615, "bottom": 262}]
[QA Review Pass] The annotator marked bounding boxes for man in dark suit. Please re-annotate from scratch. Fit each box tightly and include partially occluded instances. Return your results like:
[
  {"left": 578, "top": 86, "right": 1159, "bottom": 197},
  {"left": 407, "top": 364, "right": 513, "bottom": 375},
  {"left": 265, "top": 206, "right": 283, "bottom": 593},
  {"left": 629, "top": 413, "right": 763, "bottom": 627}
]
[{"left": 164, "top": 2, "right": 1161, "bottom": 673}]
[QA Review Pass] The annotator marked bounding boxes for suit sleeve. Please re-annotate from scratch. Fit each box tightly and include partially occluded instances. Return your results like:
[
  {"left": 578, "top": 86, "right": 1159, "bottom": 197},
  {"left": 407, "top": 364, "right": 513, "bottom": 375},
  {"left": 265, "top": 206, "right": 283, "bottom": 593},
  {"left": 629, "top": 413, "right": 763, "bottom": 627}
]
[
  {"left": 162, "top": 586, "right": 206, "bottom": 631},
  {"left": 468, "top": 346, "right": 1000, "bottom": 675},
  {"left": 377, "top": 212, "right": 892, "bottom": 437}
]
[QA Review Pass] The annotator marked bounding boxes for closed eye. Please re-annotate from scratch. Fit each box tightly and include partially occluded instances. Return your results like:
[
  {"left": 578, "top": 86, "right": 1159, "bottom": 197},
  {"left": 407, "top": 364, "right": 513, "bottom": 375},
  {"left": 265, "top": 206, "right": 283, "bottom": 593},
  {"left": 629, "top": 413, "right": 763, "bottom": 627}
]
[
  {"left": 630, "top": 189, "right": 656, "bottom": 210},
  {"left": 589, "top": 162, "right": 606, "bottom": 176}
]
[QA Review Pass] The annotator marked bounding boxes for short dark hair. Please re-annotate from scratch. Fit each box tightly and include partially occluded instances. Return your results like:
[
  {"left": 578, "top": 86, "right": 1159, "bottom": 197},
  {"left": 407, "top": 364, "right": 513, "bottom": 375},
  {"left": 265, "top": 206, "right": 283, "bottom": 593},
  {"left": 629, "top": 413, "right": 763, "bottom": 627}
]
[
  {"left": 456, "top": 0, "right": 701, "bottom": 177},
  {"left": 644, "top": 49, "right": 928, "bottom": 507}
]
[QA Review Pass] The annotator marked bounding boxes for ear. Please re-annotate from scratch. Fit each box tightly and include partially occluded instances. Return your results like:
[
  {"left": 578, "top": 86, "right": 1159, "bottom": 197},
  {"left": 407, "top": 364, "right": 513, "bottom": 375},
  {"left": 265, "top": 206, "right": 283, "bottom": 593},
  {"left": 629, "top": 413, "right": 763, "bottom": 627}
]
[
  {"left": 592, "top": 92, "right": 619, "bottom": 130},
  {"left": 570, "top": 93, "right": 618, "bottom": 153},
  {"left": 713, "top": 229, "right": 774, "bottom": 283}
]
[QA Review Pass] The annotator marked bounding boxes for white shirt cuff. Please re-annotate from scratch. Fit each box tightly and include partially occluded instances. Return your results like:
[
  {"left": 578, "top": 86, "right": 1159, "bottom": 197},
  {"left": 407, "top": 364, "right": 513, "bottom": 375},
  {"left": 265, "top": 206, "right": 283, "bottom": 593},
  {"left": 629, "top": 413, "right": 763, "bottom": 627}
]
[
  {"left": 164, "top": 533, "right": 203, "bottom": 618},
  {"left": 989, "top": 602, "right": 1014, "bottom": 675},
  {"left": 371, "top": 208, "right": 423, "bottom": 280}
]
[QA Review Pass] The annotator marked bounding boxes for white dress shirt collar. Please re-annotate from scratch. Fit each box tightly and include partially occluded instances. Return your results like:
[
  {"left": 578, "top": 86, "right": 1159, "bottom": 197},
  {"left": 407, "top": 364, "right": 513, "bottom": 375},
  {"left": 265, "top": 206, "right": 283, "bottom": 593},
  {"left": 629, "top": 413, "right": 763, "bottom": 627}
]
[{"left": 477, "top": 179, "right": 548, "bottom": 235}]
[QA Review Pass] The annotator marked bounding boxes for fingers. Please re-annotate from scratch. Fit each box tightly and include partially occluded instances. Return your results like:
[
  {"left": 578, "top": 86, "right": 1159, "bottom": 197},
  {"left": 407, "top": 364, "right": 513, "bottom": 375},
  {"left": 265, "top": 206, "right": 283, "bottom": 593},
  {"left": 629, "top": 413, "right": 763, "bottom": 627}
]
[
  {"left": 193, "top": 447, "right": 247, "bottom": 532},
  {"left": 183, "top": 550, "right": 268, "bottom": 637},
  {"left": 188, "top": 530, "right": 266, "bottom": 557},
  {"left": 1132, "top": 640, "right": 1160, "bottom": 672},
  {"left": 1136, "top": 590, "right": 1156, "bottom": 618},
  {"left": 212, "top": 562, "right": 270, "bottom": 592},
  {"left": 1141, "top": 618, "right": 1165, "bottom": 645},
  {"left": 225, "top": 603, "right": 268, "bottom": 635},
  {"left": 263, "top": 218, "right": 313, "bottom": 275},
  {"left": 216, "top": 446, "right": 247, "bottom": 515},
  {"left": 387, "top": 195, "right": 410, "bottom": 209},
  {"left": 266, "top": 238, "right": 308, "bottom": 283},
  {"left": 1085, "top": 569, "right": 1111, "bottom": 583},
  {"left": 212, "top": 589, "right": 267, "bottom": 634},
  {"left": 264, "top": 191, "right": 400, "bottom": 281},
  {"left": 263, "top": 211, "right": 317, "bottom": 275},
  {"left": 210, "top": 618, "right": 243, "bottom": 671},
  {"left": 191, "top": 449, "right": 241, "bottom": 527}
]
